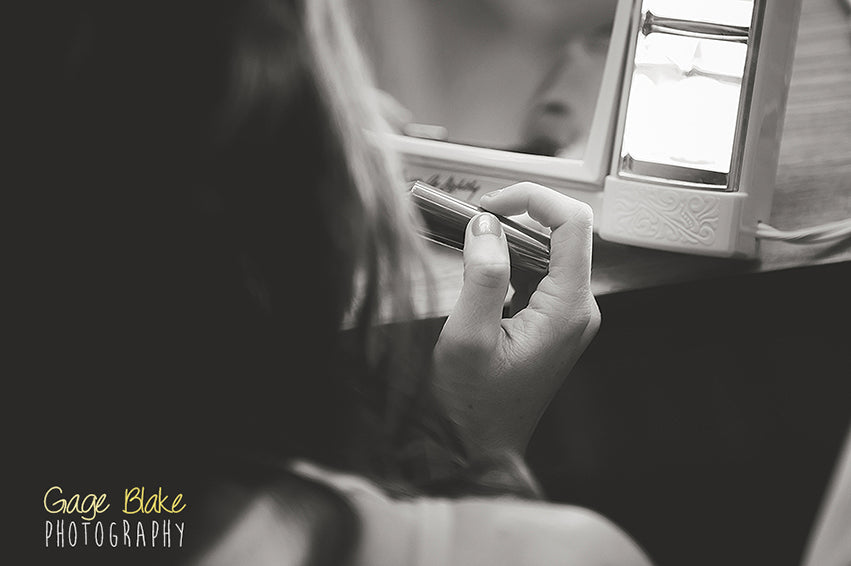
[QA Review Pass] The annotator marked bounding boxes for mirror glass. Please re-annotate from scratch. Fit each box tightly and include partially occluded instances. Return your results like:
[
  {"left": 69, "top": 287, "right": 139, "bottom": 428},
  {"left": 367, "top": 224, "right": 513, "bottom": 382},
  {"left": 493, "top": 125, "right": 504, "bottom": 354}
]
[
  {"left": 619, "top": 0, "right": 755, "bottom": 189},
  {"left": 355, "top": 0, "right": 620, "bottom": 160}
]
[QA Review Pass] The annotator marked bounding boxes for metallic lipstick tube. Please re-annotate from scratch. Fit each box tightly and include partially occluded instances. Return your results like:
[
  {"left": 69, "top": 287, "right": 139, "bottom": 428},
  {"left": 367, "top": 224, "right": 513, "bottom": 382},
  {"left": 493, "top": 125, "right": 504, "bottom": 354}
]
[{"left": 409, "top": 180, "right": 551, "bottom": 274}]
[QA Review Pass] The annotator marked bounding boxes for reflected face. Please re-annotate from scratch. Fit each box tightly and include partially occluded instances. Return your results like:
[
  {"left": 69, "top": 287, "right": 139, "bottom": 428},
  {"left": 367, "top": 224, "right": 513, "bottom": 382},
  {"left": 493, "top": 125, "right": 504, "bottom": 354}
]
[
  {"left": 519, "top": 40, "right": 610, "bottom": 158},
  {"left": 359, "top": 0, "right": 621, "bottom": 156}
]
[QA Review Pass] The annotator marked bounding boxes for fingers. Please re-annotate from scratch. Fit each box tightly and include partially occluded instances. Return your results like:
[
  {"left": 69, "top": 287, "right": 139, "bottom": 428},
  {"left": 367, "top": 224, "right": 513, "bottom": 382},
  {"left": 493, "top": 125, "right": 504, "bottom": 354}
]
[
  {"left": 440, "top": 213, "right": 511, "bottom": 353},
  {"left": 479, "top": 182, "right": 595, "bottom": 324},
  {"left": 480, "top": 181, "right": 593, "bottom": 287}
]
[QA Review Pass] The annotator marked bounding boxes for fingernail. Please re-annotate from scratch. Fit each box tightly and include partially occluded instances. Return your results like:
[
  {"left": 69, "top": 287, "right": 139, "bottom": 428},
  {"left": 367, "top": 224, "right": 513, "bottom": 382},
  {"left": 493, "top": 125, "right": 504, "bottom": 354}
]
[
  {"left": 472, "top": 213, "right": 502, "bottom": 237},
  {"left": 481, "top": 189, "right": 503, "bottom": 200}
]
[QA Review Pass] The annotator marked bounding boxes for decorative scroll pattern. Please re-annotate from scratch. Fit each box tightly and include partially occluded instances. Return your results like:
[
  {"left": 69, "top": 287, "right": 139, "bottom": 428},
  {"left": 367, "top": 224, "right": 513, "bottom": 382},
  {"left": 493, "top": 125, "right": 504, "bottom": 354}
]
[{"left": 611, "top": 186, "right": 720, "bottom": 246}]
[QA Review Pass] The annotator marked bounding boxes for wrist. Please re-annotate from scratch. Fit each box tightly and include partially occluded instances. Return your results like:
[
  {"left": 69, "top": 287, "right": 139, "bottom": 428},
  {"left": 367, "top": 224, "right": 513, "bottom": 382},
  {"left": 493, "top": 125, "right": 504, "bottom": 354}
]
[
  {"left": 466, "top": 450, "right": 543, "bottom": 498},
  {"left": 425, "top": 448, "right": 544, "bottom": 500}
]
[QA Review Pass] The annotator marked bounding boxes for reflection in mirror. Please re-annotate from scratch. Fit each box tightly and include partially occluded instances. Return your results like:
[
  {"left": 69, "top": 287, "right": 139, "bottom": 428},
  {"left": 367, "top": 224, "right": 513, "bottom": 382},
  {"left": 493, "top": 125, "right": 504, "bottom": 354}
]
[
  {"left": 354, "top": 0, "right": 619, "bottom": 159},
  {"left": 619, "top": 0, "right": 755, "bottom": 189}
]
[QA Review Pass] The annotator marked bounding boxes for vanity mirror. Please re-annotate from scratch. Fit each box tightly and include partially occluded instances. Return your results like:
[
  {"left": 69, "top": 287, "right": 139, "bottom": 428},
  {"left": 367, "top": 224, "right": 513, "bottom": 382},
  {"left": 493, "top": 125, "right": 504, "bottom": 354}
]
[
  {"left": 600, "top": 0, "right": 803, "bottom": 256},
  {"left": 358, "top": 0, "right": 804, "bottom": 257}
]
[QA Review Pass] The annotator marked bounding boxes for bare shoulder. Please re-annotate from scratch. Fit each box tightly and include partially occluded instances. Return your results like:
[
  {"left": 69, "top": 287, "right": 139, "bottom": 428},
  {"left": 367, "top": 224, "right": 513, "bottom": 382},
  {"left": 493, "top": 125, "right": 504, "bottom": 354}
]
[
  {"left": 451, "top": 498, "right": 654, "bottom": 566},
  {"left": 187, "top": 473, "right": 358, "bottom": 566}
]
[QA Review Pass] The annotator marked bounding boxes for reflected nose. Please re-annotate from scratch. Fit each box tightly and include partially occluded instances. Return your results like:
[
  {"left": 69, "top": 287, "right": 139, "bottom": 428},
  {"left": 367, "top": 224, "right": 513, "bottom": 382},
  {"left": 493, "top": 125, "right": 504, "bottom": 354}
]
[
  {"left": 516, "top": 100, "right": 581, "bottom": 156},
  {"left": 540, "top": 100, "right": 571, "bottom": 116}
]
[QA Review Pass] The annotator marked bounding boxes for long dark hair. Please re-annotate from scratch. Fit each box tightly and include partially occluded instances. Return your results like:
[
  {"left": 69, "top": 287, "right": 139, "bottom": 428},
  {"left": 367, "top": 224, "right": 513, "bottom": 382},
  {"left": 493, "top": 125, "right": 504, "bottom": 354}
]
[{"left": 25, "top": 0, "right": 437, "bottom": 492}]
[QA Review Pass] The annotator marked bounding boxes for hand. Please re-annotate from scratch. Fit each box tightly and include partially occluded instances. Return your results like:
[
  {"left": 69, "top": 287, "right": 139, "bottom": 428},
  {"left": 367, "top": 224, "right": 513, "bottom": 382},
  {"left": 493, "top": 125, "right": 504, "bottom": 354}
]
[{"left": 432, "top": 182, "right": 600, "bottom": 460}]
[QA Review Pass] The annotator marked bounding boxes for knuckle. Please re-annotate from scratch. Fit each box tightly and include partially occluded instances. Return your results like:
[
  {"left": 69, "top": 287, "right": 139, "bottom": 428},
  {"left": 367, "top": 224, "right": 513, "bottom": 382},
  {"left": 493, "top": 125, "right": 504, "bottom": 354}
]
[
  {"left": 566, "top": 294, "right": 601, "bottom": 338},
  {"left": 571, "top": 200, "right": 595, "bottom": 228},
  {"left": 549, "top": 195, "right": 594, "bottom": 239},
  {"left": 552, "top": 192, "right": 593, "bottom": 222},
  {"left": 465, "top": 261, "right": 510, "bottom": 290},
  {"left": 512, "top": 181, "right": 543, "bottom": 192}
]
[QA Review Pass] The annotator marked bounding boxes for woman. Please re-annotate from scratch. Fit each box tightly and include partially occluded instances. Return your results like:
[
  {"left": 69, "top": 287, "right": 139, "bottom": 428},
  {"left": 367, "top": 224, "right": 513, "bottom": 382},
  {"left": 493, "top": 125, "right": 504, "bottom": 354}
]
[{"left": 25, "top": 0, "right": 651, "bottom": 564}]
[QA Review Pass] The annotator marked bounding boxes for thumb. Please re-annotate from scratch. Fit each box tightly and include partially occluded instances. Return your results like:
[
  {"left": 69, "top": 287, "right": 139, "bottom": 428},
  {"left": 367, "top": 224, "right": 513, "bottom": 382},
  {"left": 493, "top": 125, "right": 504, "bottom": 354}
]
[{"left": 441, "top": 213, "right": 511, "bottom": 352}]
